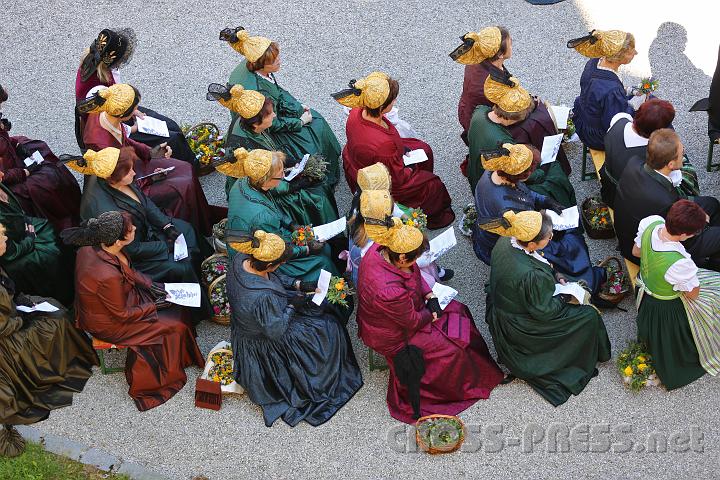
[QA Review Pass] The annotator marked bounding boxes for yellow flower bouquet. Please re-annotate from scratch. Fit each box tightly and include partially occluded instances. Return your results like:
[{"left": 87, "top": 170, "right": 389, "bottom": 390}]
[
  {"left": 616, "top": 341, "right": 659, "bottom": 392},
  {"left": 405, "top": 208, "right": 428, "bottom": 231},
  {"left": 326, "top": 276, "right": 354, "bottom": 307}
]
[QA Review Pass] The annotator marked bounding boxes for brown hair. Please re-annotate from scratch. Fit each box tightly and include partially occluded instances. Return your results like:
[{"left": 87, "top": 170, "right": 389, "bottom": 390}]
[
  {"left": 119, "top": 211, "right": 135, "bottom": 241},
  {"left": 666, "top": 200, "right": 706, "bottom": 236},
  {"left": 246, "top": 42, "right": 280, "bottom": 72},
  {"left": 240, "top": 98, "right": 275, "bottom": 132},
  {"left": 108, "top": 146, "right": 138, "bottom": 184},
  {"left": 487, "top": 26, "right": 511, "bottom": 62},
  {"left": 497, "top": 145, "right": 541, "bottom": 184},
  {"left": 633, "top": 99, "right": 675, "bottom": 138},
  {"left": 646, "top": 128, "right": 681, "bottom": 170},
  {"left": 364, "top": 78, "right": 400, "bottom": 118},
  {"left": 385, "top": 236, "right": 430, "bottom": 264}
]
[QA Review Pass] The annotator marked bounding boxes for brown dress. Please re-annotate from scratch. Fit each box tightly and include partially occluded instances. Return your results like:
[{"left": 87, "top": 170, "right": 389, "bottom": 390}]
[
  {"left": 82, "top": 114, "right": 226, "bottom": 235},
  {"left": 74, "top": 246, "right": 204, "bottom": 411},
  {"left": 0, "top": 270, "right": 97, "bottom": 425}
]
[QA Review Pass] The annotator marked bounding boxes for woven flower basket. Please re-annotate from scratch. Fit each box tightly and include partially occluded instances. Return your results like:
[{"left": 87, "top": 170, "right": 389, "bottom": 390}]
[
  {"left": 208, "top": 274, "right": 230, "bottom": 326},
  {"left": 212, "top": 218, "right": 228, "bottom": 254},
  {"left": 581, "top": 197, "right": 615, "bottom": 239},
  {"left": 597, "top": 256, "right": 631, "bottom": 305},
  {"left": 415, "top": 414, "right": 466, "bottom": 454},
  {"left": 184, "top": 122, "right": 222, "bottom": 177},
  {"left": 200, "top": 253, "right": 229, "bottom": 288}
]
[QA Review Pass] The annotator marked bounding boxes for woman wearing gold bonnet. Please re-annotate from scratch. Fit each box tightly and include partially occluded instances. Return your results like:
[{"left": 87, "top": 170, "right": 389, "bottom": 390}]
[
  {"left": 472, "top": 143, "right": 604, "bottom": 294},
  {"left": 355, "top": 215, "right": 504, "bottom": 423},
  {"left": 219, "top": 26, "right": 342, "bottom": 188},
  {"left": 225, "top": 228, "right": 362, "bottom": 427},
  {"left": 568, "top": 29, "right": 639, "bottom": 150},
  {"left": 346, "top": 163, "right": 452, "bottom": 286},
  {"left": 333, "top": 72, "right": 455, "bottom": 229},
  {"left": 484, "top": 209, "right": 611, "bottom": 407},
  {"left": 80, "top": 83, "right": 226, "bottom": 236}
]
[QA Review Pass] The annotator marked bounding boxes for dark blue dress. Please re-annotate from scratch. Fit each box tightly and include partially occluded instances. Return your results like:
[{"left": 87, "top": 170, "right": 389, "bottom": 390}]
[
  {"left": 472, "top": 171, "right": 605, "bottom": 293},
  {"left": 226, "top": 253, "right": 363, "bottom": 427},
  {"left": 573, "top": 58, "right": 634, "bottom": 150}
]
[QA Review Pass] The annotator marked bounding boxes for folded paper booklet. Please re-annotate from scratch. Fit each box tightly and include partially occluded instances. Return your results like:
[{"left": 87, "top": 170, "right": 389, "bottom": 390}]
[
  {"left": 421, "top": 227, "right": 457, "bottom": 264},
  {"left": 312, "top": 269, "right": 332, "bottom": 306},
  {"left": 16, "top": 301, "right": 59, "bottom": 313},
  {"left": 165, "top": 283, "right": 202, "bottom": 307},
  {"left": 431, "top": 282, "right": 458, "bottom": 310},
  {"left": 284, "top": 154, "right": 309, "bottom": 181},
  {"left": 136, "top": 116, "right": 170, "bottom": 137},
  {"left": 23, "top": 151, "right": 44, "bottom": 167},
  {"left": 546, "top": 206, "right": 579, "bottom": 231},
  {"left": 548, "top": 105, "right": 571, "bottom": 130},
  {"left": 540, "top": 133, "right": 564, "bottom": 165},
  {"left": 174, "top": 233, "right": 189, "bottom": 261},
  {"left": 553, "top": 282, "right": 589, "bottom": 305},
  {"left": 312, "top": 217, "right": 346, "bottom": 242},
  {"left": 403, "top": 149, "right": 428, "bottom": 166}
]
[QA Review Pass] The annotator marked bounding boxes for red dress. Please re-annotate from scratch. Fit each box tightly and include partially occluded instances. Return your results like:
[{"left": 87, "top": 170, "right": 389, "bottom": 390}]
[
  {"left": 343, "top": 108, "right": 454, "bottom": 229},
  {"left": 0, "top": 129, "right": 81, "bottom": 232},
  {"left": 356, "top": 244, "right": 503, "bottom": 423},
  {"left": 74, "top": 246, "right": 204, "bottom": 411},
  {"left": 82, "top": 114, "right": 225, "bottom": 235},
  {"left": 457, "top": 61, "right": 507, "bottom": 144}
]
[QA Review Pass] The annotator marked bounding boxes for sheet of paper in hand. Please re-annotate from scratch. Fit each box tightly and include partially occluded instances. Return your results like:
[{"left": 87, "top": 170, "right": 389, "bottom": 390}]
[
  {"left": 312, "top": 217, "right": 347, "bottom": 242},
  {"left": 403, "top": 149, "right": 429, "bottom": 166},
  {"left": 136, "top": 116, "right": 170, "bottom": 137},
  {"left": 431, "top": 282, "right": 458, "bottom": 310},
  {"left": 312, "top": 269, "right": 332, "bottom": 306},
  {"left": 548, "top": 105, "right": 571, "bottom": 130},
  {"left": 553, "top": 282, "right": 589, "bottom": 304},
  {"left": 540, "top": 133, "right": 564, "bottom": 165},
  {"left": 16, "top": 301, "right": 59, "bottom": 313},
  {"left": 165, "top": 283, "right": 202, "bottom": 307},
  {"left": 546, "top": 206, "right": 579, "bottom": 230},
  {"left": 284, "top": 154, "right": 309, "bottom": 181},
  {"left": 422, "top": 227, "right": 457, "bottom": 264},
  {"left": 23, "top": 151, "right": 44, "bottom": 167},
  {"left": 628, "top": 95, "right": 646, "bottom": 111},
  {"left": 174, "top": 233, "right": 189, "bottom": 261}
]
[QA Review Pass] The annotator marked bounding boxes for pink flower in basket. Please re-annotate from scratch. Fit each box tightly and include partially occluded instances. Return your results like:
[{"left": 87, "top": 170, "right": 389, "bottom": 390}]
[
  {"left": 611, "top": 284, "right": 622, "bottom": 294},
  {"left": 217, "top": 264, "right": 226, "bottom": 272},
  {"left": 213, "top": 306, "right": 221, "bottom": 314}
]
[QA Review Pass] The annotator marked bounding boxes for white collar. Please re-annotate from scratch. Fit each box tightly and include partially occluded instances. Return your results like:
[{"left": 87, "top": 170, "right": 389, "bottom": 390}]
[
  {"left": 624, "top": 122, "right": 648, "bottom": 148},
  {"left": 650, "top": 224, "right": 692, "bottom": 259},
  {"left": 596, "top": 60, "right": 620, "bottom": 79},
  {"left": 510, "top": 237, "right": 551, "bottom": 266},
  {"left": 99, "top": 112, "right": 123, "bottom": 143},
  {"left": 654, "top": 169, "right": 682, "bottom": 187}
]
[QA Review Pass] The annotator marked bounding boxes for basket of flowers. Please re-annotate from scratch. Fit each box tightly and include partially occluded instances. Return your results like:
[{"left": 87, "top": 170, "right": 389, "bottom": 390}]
[
  {"left": 208, "top": 274, "right": 231, "bottom": 326},
  {"left": 326, "top": 276, "right": 354, "bottom": 307},
  {"left": 415, "top": 414, "right": 466, "bottom": 454},
  {"left": 200, "top": 341, "right": 244, "bottom": 395},
  {"left": 597, "top": 256, "right": 632, "bottom": 305},
  {"left": 458, "top": 203, "right": 477, "bottom": 237},
  {"left": 291, "top": 225, "right": 314, "bottom": 247},
  {"left": 562, "top": 118, "right": 576, "bottom": 143},
  {"left": 617, "top": 341, "right": 660, "bottom": 392},
  {"left": 201, "top": 253, "right": 229, "bottom": 288},
  {"left": 404, "top": 208, "right": 428, "bottom": 231},
  {"left": 182, "top": 122, "right": 225, "bottom": 176},
  {"left": 581, "top": 197, "right": 615, "bottom": 239},
  {"left": 212, "top": 218, "right": 228, "bottom": 254},
  {"left": 301, "top": 154, "right": 329, "bottom": 182}
]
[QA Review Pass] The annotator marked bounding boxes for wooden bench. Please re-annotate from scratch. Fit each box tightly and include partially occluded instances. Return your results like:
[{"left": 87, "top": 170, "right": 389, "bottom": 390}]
[
  {"left": 92, "top": 337, "right": 127, "bottom": 375},
  {"left": 581, "top": 145, "right": 606, "bottom": 181},
  {"left": 368, "top": 348, "right": 388, "bottom": 372},
  {"left": 624, "top": 259, "right": 639, "bottom": 288}
]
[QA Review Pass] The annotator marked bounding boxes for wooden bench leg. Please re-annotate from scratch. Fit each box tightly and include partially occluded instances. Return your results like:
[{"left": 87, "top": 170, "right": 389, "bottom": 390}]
[
  {"left": 707, "top": 140, "right": 718, "bottom": 172},
  {"left": 96, "top": 348, "right": 125, "bottom": 375},
  {"left": 581, "top": 144, "right": 596, "bottom": 181},
  {"left": 369, "top": 348, "right": 388, "bottom": 372}
]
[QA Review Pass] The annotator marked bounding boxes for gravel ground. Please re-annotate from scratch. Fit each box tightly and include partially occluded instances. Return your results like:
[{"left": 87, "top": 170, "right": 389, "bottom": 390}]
[{"left": 3, "top": 1, "right": 720, "bottom": 479}]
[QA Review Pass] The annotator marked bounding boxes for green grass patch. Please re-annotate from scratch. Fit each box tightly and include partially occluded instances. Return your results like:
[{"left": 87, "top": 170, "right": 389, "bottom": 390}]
[{"left": 0, "top": 441, "right": 129, "bottom": 480}]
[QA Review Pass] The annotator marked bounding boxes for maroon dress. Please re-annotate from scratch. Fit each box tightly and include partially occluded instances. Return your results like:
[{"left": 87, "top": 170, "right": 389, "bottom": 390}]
[
  {"left": 356, "top": 244, "right": 503, "bottom": 423},
  {"left": 457, "top": 61, "right": 507, "bottom": 144},
  {"left": 74, "top": 246, "right": 204, "bottom": 411},
  {"left": 0, "top": 129, "right": 81, "bottom": 232},
  {"left": 82, "top": 114, "right": 225, "bottom": 235},
  {"left": 343, "top": 108, "right": 454, "bottom": 229}
]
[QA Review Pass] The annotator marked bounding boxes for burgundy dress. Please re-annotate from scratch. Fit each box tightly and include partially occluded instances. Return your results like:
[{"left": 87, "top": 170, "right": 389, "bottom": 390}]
[
  {"left": 0, "top": 129, "right": 81, "bottom": 232},
  {"left": 457, "top": 61, "right": 507, "bottom": 144},
  {"left": 74, "top": 246, "right": 204, "bottom": 411},
  {"left": 343, "top": 108, "right": 454, "bottom": 229},
  {"left": 356, "top": 244, "right": 503, "bottom": 423},
  {"left": 82, "top": 114, "right": 225, "bottom": 235}
]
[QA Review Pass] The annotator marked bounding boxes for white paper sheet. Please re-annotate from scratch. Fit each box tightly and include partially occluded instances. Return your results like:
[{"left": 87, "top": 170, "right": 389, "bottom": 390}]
[
  {"left": 23, "top": 151, "right": 44, "bottom": 167},
  {"left": 312, "top": 269, "right": 332, "bottom": 306},
  {"left": 136, "top": 116, "right": 170, "bottom": 137},
  {"left": 312, "top": 217, "right": 346, "bottom": 242},
  {"left": 420, "top": 227, "right": 457, "bottom": 264},
  {"left": 432, "top": 282, "right": 458, "bottom": 310},
  {"left": 403, "top": 149, "right": 429, "bottom": 166},
  {"left": 165, "top": 283, "right": 202, "bottom": 307},
  {"left": 284, "top": 154, "right": 309, "bottom": 181},
  {"left": 540, "top": 133, "right": 564, "bottom": 165},
  {"left": 628, "top": 95, "right": 646, "bottom": 111},
  {"left": 16, "top": 301, "right": 59, "bottom": 313},
  {"left": 548, "top": 105, "right": 571, "bottom": 130},
  {"left": 553, "top": 282, "right": 588, "bottom": 304},
  {"left": 546, "top": 206, "right": 579, "bottom": 231},
  {"left": 392, "top": 203, "right": 404, "bottom": 218},
  {"left": 174, "top": 233, "right": 189, "bottom": 261}
]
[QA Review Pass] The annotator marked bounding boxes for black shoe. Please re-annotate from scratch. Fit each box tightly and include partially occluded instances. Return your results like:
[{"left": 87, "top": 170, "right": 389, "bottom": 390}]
[{"left": 438, "top": 268, "right": 454, "bottom": 282}]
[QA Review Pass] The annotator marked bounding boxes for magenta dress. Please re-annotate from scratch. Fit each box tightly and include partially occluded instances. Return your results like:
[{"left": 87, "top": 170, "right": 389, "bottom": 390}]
[{"left": 356, "top": 244, "right": 503, "bottom": 423}]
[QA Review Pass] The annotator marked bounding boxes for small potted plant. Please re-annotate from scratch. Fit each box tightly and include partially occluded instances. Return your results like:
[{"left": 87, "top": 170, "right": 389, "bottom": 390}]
[{"left": 415, "top": 415, "right": 466, "bottom": 454}]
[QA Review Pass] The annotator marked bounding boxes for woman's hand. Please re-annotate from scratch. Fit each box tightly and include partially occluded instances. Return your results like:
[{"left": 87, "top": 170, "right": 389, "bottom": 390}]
[
  {"left": 300, "top": 110, "right": 313, "bottom": 125},
  {"left": 130, "top": 123, "right": 139, "bottom": 134},
  {"left": 164, "top": 145, "right": 173, "bottom": 158},
  {"left": 133, "top": 109, "right": 146, "bottom": 120},
  {"left": 425, "top": 297, "right": 442, "bottom": 321},
  {"left": 554, "top": 272, "right": 568, "bottom": 285},
  {"left": 684, "top": 286, "right": 700, "bottom": 300}
]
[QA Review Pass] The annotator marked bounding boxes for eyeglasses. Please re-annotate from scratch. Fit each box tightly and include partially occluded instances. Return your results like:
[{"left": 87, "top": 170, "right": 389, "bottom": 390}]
[{"left": 271, "top": 176, "right": 284, "bottom": 181}]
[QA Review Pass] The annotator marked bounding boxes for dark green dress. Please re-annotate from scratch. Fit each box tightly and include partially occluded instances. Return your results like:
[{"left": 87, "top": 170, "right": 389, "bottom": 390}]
[
  {"left": 467, "top": 105, "right": 576, "bottom": 207},
  {"left": 228, "top": 63, "right": 341, "bottom": 186},
  {"left": 0, "top": 184, "right": 74, "bottom": 305},
  {"left": 636, "top": 220, "right": 706, "bottom": 390},
  {"left": 226, "top": 177, "right": 338, "bottom": 282},
  {"left": 485, "top": 237, "right": 611, "bottom": 406}
]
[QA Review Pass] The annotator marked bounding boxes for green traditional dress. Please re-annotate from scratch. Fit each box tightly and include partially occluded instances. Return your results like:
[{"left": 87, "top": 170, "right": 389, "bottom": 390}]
[
  {"left": 226, "top": 177, "right": 338, "bottom": 281},
  {"left": 467, "top": 106, "right": 576, "bottom": 207},
  {"left": 227, "top": 63, "right": 341, "bottom": 186},
  {"left": 0, "top": 184, "right": 73, "bottom": 305},
  {"left": 485, "top": 236, "right": 611, "bottom": 406},
  {"left": 635, "top": 217, "right": 718, "bottom": 389}
]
